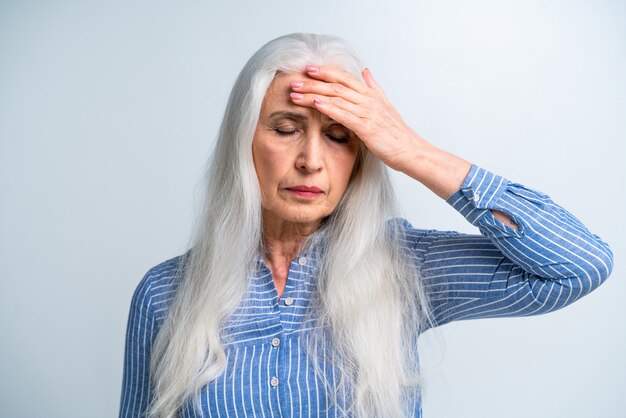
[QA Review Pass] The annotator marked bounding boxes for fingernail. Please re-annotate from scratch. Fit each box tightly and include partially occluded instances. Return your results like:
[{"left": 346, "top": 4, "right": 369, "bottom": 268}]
[
  {"left": 290, "top": 92, "right": 304, "bottom": 100},
  {"left": 313, "top": 97, "right": 323, "bottom": 105},
  {"left": 290, "top": 80, "right": 303, "bottom": 88},
  {"left": 306, "top": 65, "right": 319, "bottom": 73}
]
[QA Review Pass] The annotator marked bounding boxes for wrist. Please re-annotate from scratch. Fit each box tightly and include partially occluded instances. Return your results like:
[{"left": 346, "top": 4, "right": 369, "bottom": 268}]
[{"left": 400, "top": 140, "right": 472, "bottom": 200}]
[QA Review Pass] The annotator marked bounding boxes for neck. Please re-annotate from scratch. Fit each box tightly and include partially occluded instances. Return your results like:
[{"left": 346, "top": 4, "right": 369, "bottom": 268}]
[{"left": 261, "top": 213, "right": 321, "bottom": 263}]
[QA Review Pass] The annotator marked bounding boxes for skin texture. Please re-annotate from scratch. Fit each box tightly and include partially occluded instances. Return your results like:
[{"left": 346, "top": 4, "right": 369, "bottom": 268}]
[
  {"left": 253, "top": 65, "right": 519, "bottom": 298},
  {"left": 252, "top": 72, "right": 360, "bottom": 296}
]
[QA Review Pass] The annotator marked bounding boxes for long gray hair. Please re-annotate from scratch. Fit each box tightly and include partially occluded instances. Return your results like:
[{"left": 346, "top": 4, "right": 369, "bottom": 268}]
[{"left": 147, "top": 33, "right": 434, "bottom": 418}]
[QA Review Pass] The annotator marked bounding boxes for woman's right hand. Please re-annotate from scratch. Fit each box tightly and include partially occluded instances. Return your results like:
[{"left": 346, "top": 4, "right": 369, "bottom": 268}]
[{"left": 289, "top": 64, "right": 472, "bottom": 200}]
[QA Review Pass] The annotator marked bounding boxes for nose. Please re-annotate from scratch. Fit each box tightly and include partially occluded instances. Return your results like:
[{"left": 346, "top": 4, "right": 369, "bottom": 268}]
[{"left": 296, "top": 131, "right": 324, "bottom": 173}]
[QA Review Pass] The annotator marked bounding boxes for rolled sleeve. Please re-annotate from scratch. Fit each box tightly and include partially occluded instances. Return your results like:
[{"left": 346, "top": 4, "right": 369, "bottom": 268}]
[
  {"left": 446, "top": 165, "right": 511, "bottom": 226},
  {"left": 444, "top": 164, "right": 613, "bottom": 286}
]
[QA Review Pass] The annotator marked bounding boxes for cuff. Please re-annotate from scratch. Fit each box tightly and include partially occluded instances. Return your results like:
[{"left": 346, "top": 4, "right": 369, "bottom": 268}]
[{"left": 445, "top": 164, "right": 510, "bottom": 226}]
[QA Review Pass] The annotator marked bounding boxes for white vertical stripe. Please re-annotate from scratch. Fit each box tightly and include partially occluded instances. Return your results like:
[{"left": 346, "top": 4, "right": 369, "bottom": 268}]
[
  {"left": 249, "top": 345, "right": 258, "bottom": 418},
  {"left": 296, "top": 336, "right": 302, "bottom": 418},
  {"left": 305, "top": 335, "right": 311, "bottom": 416},
  {"left": 241, "top": 346, "right": 248, "bottom": 418},
  {"left": 287, "top": 338, "right": 294, "bottom": 418},
  {"left": 275, "top": 343, "right": 283, "bottom": 417},
  {"left": 266, "top": 342, "right": 275, "bottom": 418},
  {"left": 231, "top": 347, "right": 239, "bottom": 418},
  {"left": 214, "top": 358, "right": 222, "bottom": 418},
  {"left": 258, "top": 344, "right": 266, "bottom": 418},
  {"left": 314, "top": 336, "right": 320, "bottom": 418}
]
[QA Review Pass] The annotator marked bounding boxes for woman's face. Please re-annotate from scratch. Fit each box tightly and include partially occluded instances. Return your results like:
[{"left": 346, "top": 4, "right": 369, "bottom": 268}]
[{"left": 252, "top": 71, "right": 360, "bottom": 231}]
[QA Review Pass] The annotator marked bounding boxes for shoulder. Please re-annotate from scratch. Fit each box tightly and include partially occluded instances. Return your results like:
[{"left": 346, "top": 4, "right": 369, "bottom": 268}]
[
  {"left": 387, "top": 217, "right": 463, "bottom": 246},
  {"left": 387, "top": 217, "right": 470, "bottom": 265},
  {"left": 130, "top": 253, "right": 187, "bottom": 322}
]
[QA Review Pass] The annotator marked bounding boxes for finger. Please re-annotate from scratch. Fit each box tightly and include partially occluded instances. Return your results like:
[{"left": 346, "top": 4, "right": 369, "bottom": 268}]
[
  {"left": 361, "top": 67, "right": 384, "bottom": 93},
  {"left": 305, "top": 64, "right": 369, "bottom": 95},
  {"left": 312, "top": 96, "right": 366, "bottom": 137},
  {"left": 290, "top": 92, "right": 370, "bottom": 119},
  {"left": 291, "top": 79, "right": 363, "bottom": 104}
]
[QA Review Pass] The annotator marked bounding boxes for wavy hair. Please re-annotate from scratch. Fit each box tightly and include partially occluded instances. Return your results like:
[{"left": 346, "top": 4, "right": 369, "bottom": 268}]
[{"left": 147, "top": 33, "right": 434, "bottom": 418}]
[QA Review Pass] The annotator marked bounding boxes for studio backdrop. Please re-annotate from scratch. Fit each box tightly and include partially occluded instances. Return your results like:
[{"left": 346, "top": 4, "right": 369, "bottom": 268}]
[{"left": 0, "top": 1, "right": 624, "bottom": 417}]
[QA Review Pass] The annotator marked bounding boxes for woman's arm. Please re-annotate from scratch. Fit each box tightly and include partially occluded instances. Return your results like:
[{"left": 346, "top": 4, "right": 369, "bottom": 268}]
[
  {"left": 291, "top": 65, "right": 613, "bottom": 326},
  {"left": 401, "top": 164, "right": 613, "bottom": 327},
  {"left": 291, "top": 65, "right": 520, "bottom": 230},
  {"left": 119, "top": 268, "right": 159, "bottom": 418}
]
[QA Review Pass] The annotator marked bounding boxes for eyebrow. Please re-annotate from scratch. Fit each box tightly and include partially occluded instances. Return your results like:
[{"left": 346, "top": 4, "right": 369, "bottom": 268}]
[
  {"left": 267, "top": 110, "right": 334, "bottom": 123},
  {"left": 268, "top": 111, "right": 307, "bottom": 121}
]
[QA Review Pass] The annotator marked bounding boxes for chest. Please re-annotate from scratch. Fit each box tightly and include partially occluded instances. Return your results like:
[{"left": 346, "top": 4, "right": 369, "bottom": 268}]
[
  {"left": 175, "top": 253, "right": 423, "bottom": 417},
  {"left": 179, "top": 255, "right": 346, "bottom": 416},
  {"left": 179, "top": 334, "right": 349, "bottom": 417}
]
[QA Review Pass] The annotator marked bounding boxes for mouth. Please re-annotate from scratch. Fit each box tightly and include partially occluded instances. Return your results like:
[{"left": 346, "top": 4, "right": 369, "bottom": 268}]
[{"left": 285, "top": 185, "right": 324, "bottom": 199}]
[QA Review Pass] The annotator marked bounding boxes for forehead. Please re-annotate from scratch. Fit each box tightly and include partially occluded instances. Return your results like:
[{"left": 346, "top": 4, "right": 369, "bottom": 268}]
[
  {"left": 260, "top": 72, "right": 334, "bottom": 122},
  {"left": 267, "top": 71, "right": 306, "bottom": 95}
]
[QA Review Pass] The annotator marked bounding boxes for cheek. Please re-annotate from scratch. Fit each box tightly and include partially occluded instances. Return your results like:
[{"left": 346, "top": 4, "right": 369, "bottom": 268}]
[
  {"left": 253, "top": 142, "right": 286, "bottom": 190},
  {"left": 310, "top": 153, "right": 355, "bottom": 217},
  {"left": 331, "top": 149, "right": 359, "bottom": 190}
]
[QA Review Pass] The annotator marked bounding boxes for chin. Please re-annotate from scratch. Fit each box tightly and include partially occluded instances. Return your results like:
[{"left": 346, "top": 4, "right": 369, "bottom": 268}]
[
  {"left": 285, "top": 210, "right": 327, "bottom": 225},
  {"left": 267, "top": 204, "right": 332, "bottom": 227}
]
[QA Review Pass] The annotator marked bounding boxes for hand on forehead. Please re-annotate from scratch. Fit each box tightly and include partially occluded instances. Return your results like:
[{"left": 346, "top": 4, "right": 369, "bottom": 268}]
[{"left": 263, "top": 70, "right": 338, "bottom": 122}]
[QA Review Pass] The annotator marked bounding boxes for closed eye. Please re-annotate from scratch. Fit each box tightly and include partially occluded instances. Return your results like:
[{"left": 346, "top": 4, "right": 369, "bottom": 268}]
[
  {"left": 274, "top": 128, "right": 297, "bottom": 136},
  {"left": 326, "top": 123, "right": 351, "bottom": 143},
  {"left": 273, "top": 128, "right": 350, "bottom": 143},
  {"left": 326, "top": 134, "right": 350, "bottom": 143}
]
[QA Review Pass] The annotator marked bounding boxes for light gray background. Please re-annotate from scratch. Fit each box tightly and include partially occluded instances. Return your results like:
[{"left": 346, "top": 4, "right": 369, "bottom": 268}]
[{"left": 1, "top": 1, "right": 624, "bottom": 417}]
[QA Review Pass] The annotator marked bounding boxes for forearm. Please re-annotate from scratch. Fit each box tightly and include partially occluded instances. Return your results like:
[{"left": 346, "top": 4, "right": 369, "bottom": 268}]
[
  {"left": 445, "top": 164, "right": 613, "bottom": 284},
  {"left": 397, "top": 137, "right": 471, "bottom": 199},
  {"left": 397, "top": 136, "right": 519, "bottom": 230},
  {"left": 407, "top": 162, "right": 613, "bottom": 324}
]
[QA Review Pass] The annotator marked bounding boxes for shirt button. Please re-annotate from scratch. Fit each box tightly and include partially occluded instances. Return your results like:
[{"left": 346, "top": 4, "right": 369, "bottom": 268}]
[
  {"left": 473, "top": 192, "right": 480, "bottom": 202},
  {"left": 284, "top": 297, "right": 294, "bottom": 306},
  {"left": 298, "top": 256, "right": 307, "bottom": 266},
  {"left": 271, "top": 337, "right": 280, "bottom": 347},
  {"left": 271, "top": 376, "right": 279, "bottom": 387}
]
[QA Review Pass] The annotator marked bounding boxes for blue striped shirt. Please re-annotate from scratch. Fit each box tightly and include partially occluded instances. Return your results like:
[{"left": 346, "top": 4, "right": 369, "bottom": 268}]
[{"left": 119, "top": 164, "right": 614, "bottom": 417}]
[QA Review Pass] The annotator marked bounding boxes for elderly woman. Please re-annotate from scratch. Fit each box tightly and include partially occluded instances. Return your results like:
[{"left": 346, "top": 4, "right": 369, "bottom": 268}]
[{"left": 119, "top": 33, "right": 613, "bottom": 418}]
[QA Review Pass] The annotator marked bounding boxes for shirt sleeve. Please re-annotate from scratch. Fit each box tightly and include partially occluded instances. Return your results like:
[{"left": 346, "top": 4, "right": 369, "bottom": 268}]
[
  {"left": 119, "top": 270, "right": 157, "bottom": 418},
  {"left": 416, "top": 164, "right": 614, "bottom": 329}
]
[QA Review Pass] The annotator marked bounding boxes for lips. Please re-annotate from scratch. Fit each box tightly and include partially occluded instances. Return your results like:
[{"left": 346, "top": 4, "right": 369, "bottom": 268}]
[
  {"left": 287, "top": 185, "right": 323, "bottom": 193},
  {"left": 285, "top": 185, "right": 324, "bottom": 198}
]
